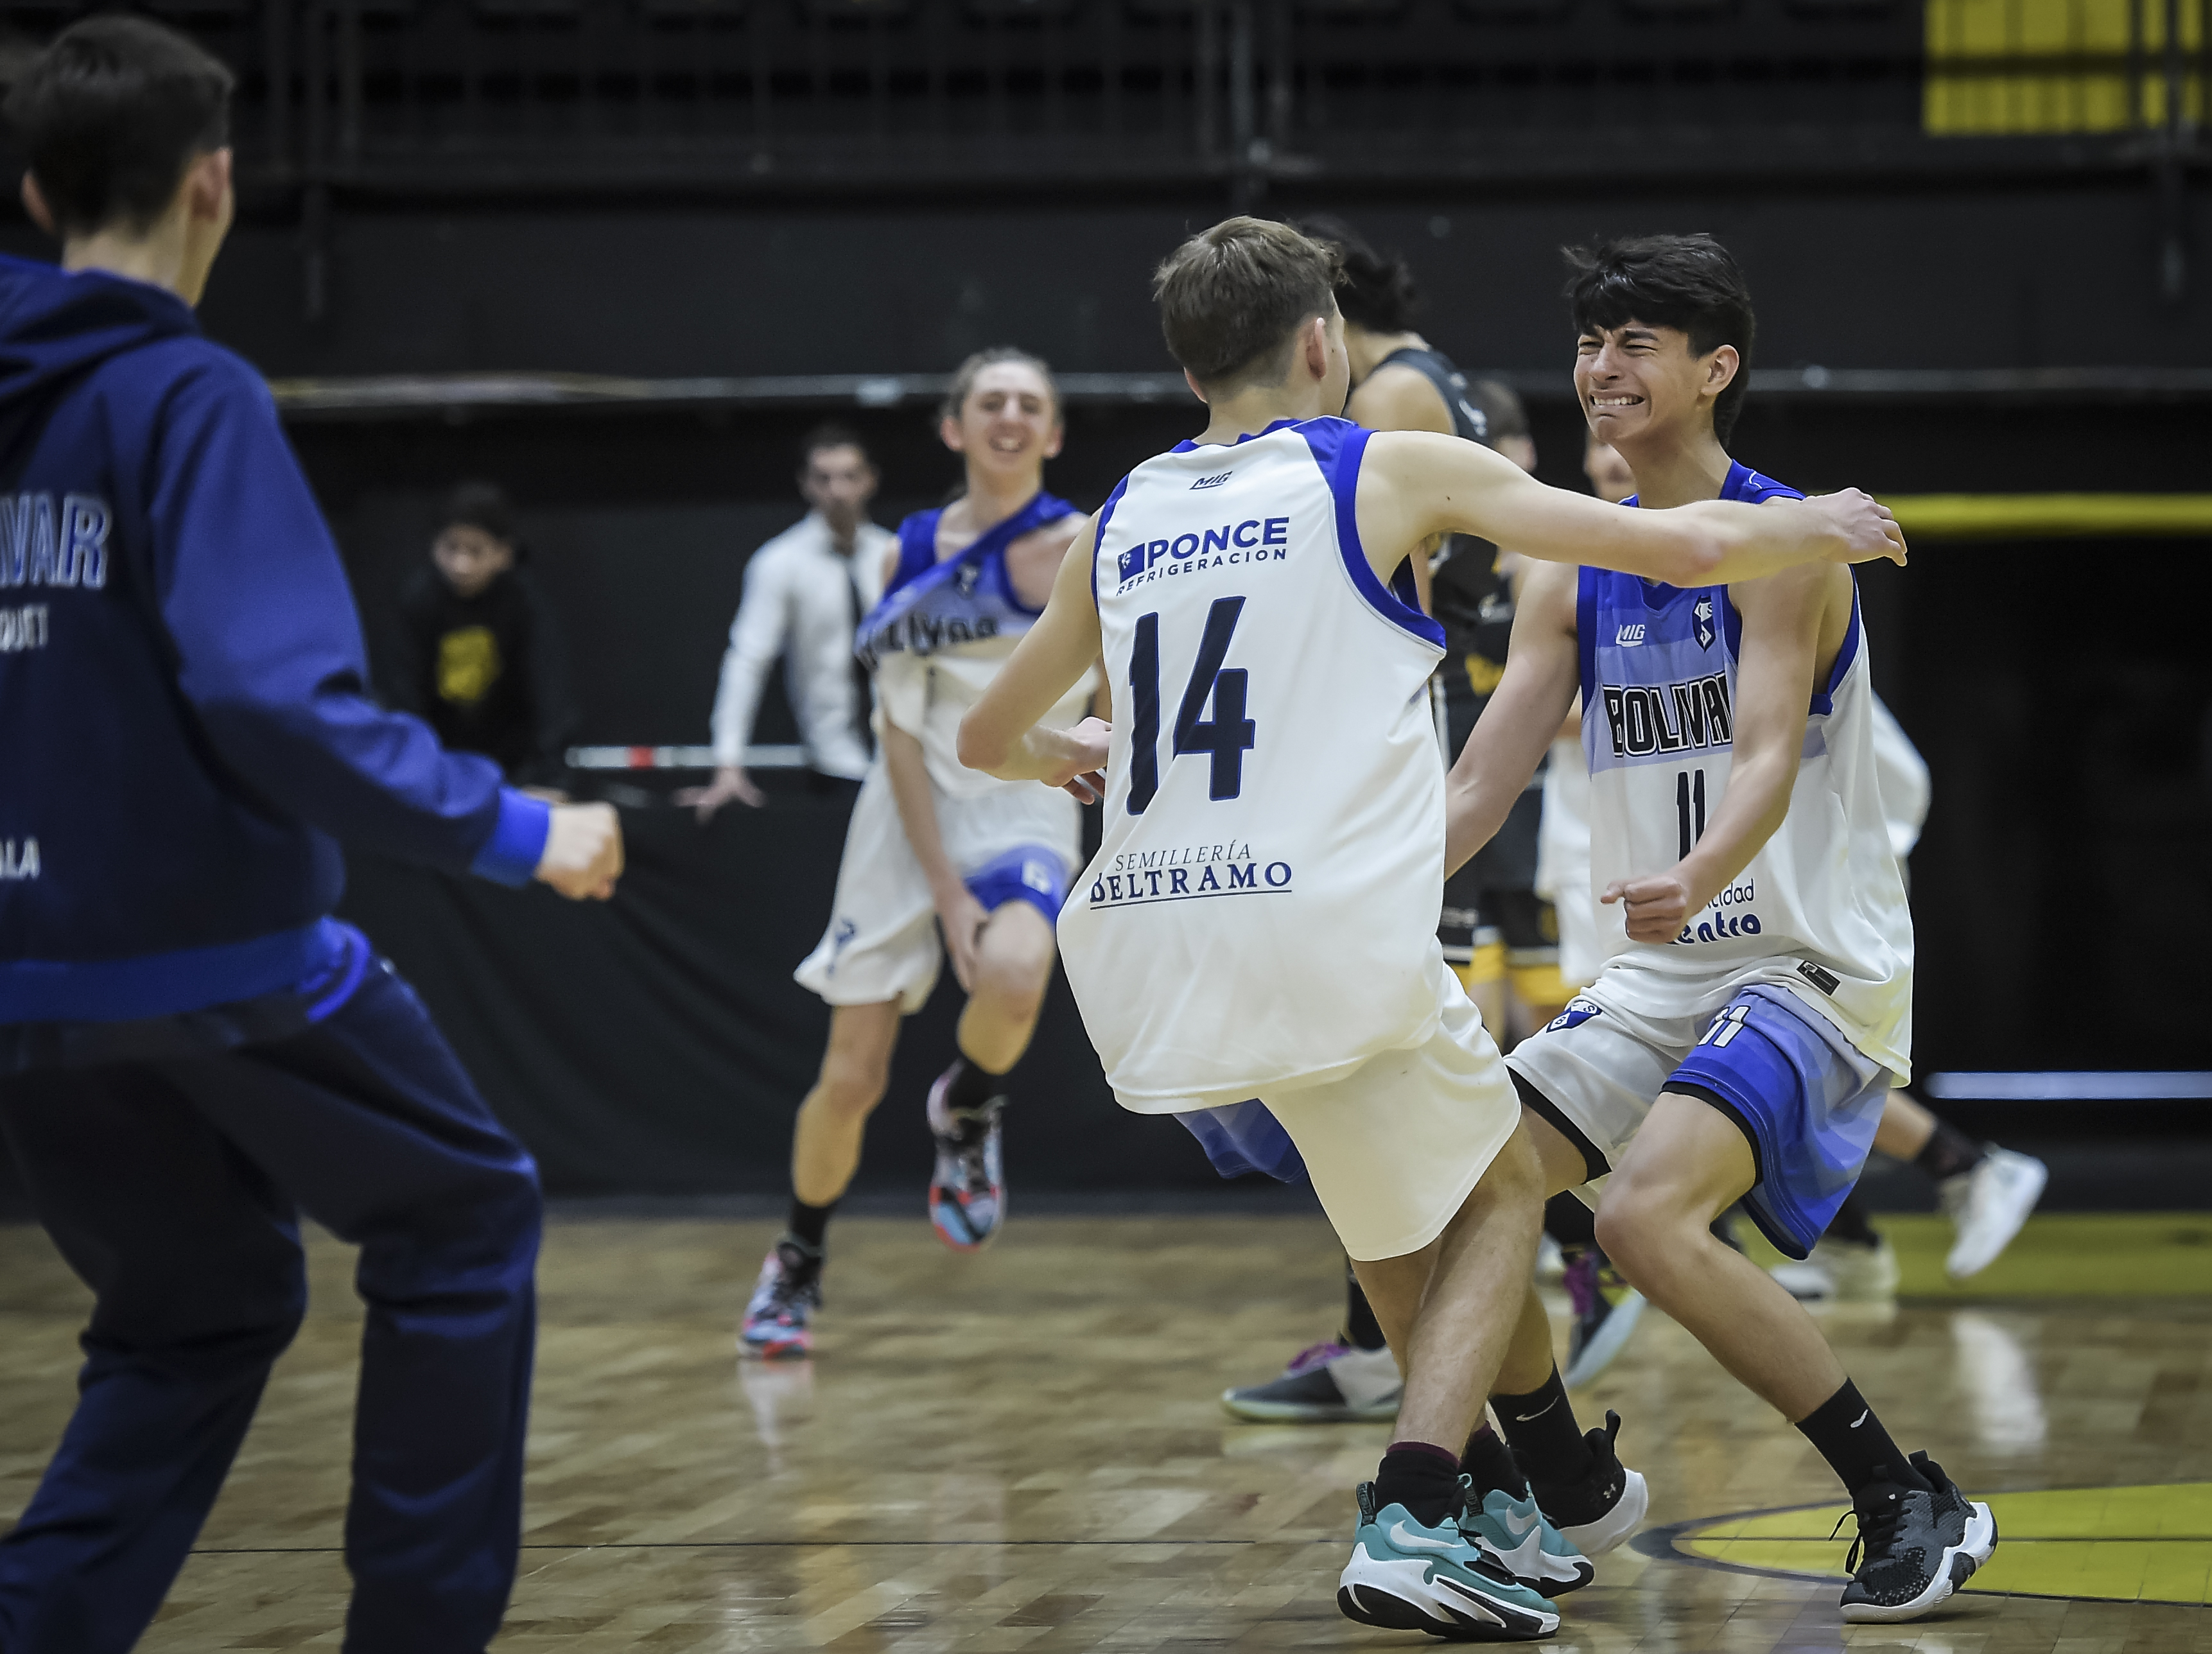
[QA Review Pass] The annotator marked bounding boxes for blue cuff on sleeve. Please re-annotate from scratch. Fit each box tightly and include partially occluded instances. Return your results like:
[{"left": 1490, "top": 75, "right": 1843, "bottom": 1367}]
[{"left": 469, "top": 789, "right": 552, "bottom": 887}]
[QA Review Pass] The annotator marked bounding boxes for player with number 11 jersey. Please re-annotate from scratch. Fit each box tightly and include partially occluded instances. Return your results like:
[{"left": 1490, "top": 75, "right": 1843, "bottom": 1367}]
[{"left": 957, "top": 218, "right": 1908, "bottom": 1644}]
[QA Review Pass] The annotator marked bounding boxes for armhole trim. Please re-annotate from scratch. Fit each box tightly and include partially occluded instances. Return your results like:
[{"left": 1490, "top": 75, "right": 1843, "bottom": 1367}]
[{"left": 1301, "top": 420, "right": 1447, "bottom": 650}]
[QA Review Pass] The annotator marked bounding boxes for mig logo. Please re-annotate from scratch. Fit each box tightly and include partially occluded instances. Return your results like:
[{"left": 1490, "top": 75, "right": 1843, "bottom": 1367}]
[
  {"left": 1694, "top": 595, "right": 1716, "bottom": 649},
  {"left": 1191, "top": 471, "right": 1232, "bottom": 490},
  {"left": 1615, "top": 623, "right": 1646, "bottom": 647}
]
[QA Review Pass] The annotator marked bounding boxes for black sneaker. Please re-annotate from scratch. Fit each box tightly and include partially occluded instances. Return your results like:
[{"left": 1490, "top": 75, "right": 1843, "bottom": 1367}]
[
  {"left": 1526, "top": 1409, "right": 1649, "bottom": 1558},
  {"left": 1838, "top": 1452, "right": 1998, "bottom": 1622}
]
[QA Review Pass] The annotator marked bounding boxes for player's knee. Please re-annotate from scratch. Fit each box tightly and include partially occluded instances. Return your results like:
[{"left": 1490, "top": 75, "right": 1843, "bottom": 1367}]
[{"left": 1592, "top": 1187, "right": 1669, "bottom": 1280}]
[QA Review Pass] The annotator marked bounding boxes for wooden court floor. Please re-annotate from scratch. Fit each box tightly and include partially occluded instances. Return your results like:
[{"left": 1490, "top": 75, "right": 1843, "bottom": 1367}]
[{"left": 7, "top": 1210, "right": 2212, "bottom": 1652}]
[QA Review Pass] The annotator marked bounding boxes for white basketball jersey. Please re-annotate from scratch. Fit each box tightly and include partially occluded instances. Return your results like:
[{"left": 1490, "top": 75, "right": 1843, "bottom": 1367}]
[
  {"left": 1580, "top": 464, "right": 1913, "bottom": 1077},
  {"left": 1056, "top": 417, "right": 1449, "bottom": 1109}
]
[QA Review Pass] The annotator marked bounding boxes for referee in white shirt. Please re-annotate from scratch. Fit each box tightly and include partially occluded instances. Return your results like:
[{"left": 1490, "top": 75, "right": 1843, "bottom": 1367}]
[{"left": 681, "top": 425, "right": 897, "bottom": 817}]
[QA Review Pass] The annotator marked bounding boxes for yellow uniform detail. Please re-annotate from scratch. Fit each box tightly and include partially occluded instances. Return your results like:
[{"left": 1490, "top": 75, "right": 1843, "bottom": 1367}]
[{"left": 437, "top": 626, "right": 502, "bottom": 706}]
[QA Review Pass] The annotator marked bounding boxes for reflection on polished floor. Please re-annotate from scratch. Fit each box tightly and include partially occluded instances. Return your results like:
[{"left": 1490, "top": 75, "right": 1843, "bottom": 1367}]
[{"left": 6, "top": 1210, "right": 2212, "bottom": 1651}]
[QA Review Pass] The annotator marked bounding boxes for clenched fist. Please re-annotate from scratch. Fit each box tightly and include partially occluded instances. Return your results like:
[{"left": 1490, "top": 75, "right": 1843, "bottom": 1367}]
[
  {"left": 535, "top": 802, "right": 624, "bottom": 901},
  {"left": 1807, "top": 489, "right": 1907, "bottom": 568}
]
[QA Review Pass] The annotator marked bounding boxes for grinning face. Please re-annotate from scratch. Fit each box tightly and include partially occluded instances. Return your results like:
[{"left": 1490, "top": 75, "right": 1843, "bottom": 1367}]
[
  {"left": 1573, "top": 319, "right": 1738, "bottom": 453},
  {"left": 942, "top": 362, "right": 1063, "bottom": 483},
  {"left": 433, "top": 523, "right": 515, "bottom": 599}
]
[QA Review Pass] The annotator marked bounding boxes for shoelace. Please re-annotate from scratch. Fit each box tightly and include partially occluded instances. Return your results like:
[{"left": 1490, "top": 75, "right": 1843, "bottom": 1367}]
[
  {"left": 1834, "top": 1493, "right": 1904, "bottom": 1575},
  {"left": 1285, "top": 1341, "right": 1345, "bottom": 1375}
]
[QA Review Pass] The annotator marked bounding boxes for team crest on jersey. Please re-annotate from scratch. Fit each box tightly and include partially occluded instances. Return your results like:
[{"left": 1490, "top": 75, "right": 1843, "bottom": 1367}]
[
  {"left": 1544, "top": 998, "right": 1603, "bottom": 1034},
  {"left": 1694, "top": 595, "right": 1717, "bottom": 649}
]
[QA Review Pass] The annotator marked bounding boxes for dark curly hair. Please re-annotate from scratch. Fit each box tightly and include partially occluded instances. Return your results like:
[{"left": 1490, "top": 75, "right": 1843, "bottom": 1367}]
[{"left": 1563, "top": 234, "right": 1757, "bottom": 442}]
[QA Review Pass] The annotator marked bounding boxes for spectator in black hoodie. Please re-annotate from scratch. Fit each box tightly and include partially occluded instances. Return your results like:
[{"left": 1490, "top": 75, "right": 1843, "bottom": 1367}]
[{"left": 390, "top": 482, "right": 580, "bottom": 795}]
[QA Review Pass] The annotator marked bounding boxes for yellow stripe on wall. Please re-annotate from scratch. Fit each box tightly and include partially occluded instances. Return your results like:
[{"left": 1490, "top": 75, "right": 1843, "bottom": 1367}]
[
  {"left": 1879, "top": 494, "right": 2212, "bottom": 538},
  {"left": 1926, "top": 0, "right": 2206, "bottom": 135}
]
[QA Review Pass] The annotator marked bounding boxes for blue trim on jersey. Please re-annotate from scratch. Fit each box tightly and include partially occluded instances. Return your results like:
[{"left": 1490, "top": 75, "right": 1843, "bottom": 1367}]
[
  {"left": 1609, "top": 458, "right": 1854, "bottom": 717},
  {"left": 1809, "top": 591, "right": 1862, "bottom": 717},
  {"left": 886, "top": 509, "right": 945, "bottom": 600},
  {"left": 1089, "top": 473, "right": 1131, "bottom": 615},
  {"left": 1296, "top": 417, "right": 1447, "bottom": 650},
  {"left": 1169, "top": 417, "right": 1301, "bottom": 455}
]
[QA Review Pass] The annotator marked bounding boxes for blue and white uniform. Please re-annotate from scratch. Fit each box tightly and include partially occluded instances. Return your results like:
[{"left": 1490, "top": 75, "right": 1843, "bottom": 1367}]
[
  {"left": 1506, "top": 462, "right": 1913, "bottom": 1259},
  {"left": 796, "top": 492, "right": 1097, "bottom": 1011},
  {"left": 1056, "top": 417, "right": 1522, "bottom": 1262}
]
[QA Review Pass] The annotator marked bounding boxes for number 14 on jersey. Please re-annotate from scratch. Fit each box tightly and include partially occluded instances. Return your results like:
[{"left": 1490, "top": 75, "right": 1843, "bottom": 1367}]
[{"left": 1127, "top": 596, "right": 1257, "bottom": 814}]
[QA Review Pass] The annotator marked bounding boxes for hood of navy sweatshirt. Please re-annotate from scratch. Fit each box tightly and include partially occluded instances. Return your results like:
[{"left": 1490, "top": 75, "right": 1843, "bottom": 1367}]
[{"left": 0, "top": 254, "right": 543, "bottom": 1029}]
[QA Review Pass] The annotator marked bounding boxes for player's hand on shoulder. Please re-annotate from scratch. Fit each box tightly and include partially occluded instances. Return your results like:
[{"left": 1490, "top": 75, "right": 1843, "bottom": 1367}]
[
  {"left": 1805, "top": 488, "right": 1906, "bottom": 568},
  {"left": 1601, "top": 871, "right": 1693, "bottom": 944},
  {"left": 536, "top": 801, "right": 624, "bottom": 901}
]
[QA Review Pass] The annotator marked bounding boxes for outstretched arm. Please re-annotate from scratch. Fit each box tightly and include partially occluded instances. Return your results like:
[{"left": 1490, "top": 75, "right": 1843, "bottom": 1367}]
[
  {"left": 1603, "top": 562, "right": 1839, "bottom": 943},
  {"left": 1445, "top": 563, "right": 1581, "bottom": 875},
  {"left": 1357, "top": 431, "right": 1906, "bottom": 589},
  {"left": 958, "top": 514, "right": 1110, "bottom": 794}
]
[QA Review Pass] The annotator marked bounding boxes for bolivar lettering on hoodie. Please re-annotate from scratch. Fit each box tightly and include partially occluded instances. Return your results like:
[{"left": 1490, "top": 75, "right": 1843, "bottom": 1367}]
[{"left": 0, "top": 254, "right": 550, "bottom": 1036}]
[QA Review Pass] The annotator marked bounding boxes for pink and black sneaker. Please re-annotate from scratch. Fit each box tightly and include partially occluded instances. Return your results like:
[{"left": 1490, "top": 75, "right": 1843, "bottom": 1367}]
[
  {"left": 740, "top": 1237, "right": 823, "bottom": 1359},
  {"left": 926, "top": 1065, "right": 1006, "bottom": 1252}
]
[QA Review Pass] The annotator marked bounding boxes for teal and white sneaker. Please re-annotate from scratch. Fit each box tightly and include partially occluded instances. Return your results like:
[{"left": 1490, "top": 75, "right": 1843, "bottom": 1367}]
[
  {"left": 1338, "top": 1482, "right": 1562, "bottom": 1642},
  {"left": 1458, "top": 1479, "right": 1595, "bottom": 1596}
]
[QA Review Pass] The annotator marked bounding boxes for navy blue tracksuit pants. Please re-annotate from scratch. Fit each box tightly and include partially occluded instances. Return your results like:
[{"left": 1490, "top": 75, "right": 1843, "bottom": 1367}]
[{"left": 0, "top": 961, "right": 541, "bottom": 1654}]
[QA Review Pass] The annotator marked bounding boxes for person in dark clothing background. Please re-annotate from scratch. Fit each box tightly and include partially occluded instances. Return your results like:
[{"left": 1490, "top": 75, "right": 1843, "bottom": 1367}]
[{"left": 388, "top": 482, "right": 580, "bottom": 796}]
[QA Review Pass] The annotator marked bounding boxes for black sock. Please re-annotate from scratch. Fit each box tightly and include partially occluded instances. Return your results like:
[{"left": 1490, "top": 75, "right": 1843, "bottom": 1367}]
[
  {"left": 1343, "top": 1261, "right": 1388, "bottom": 1353},
  {"left": 1794, "top": 1379, "right": 1931, "bottom": 1497},
  {"left": 1375, "top": 1441, "right": 1463, "bottom": 1527},
  {"left": 1915, "top": 1118, "right": 1985, "bottom": 1183},
  {"left": 1495, "top": 1366, "right": 1594, "bottom": 1488},
  {"left": 943, "top": 1058, "right": 1002, "bottom": 1116},
  {"left": 1826, "top": 1187, "right": 1881, "bottom": 1248},
  {"left": 787, "top": 1199, "right": 835, "bottom": 1251},
  {"left": 1459, "top": 1422, "right": 1524, "bottom": 1499}
]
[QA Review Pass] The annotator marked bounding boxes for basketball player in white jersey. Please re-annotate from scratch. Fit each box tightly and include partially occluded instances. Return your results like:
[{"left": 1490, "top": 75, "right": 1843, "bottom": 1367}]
[
  {"left": 957, "top": 218, "right": 1904, "bottom": 1640},
  {"left": 1450, "top": 233, "right": 1996, "bottom": 1623},
  {"left": 741, "top": 349, "right": 1101, "bottom": 1359}
]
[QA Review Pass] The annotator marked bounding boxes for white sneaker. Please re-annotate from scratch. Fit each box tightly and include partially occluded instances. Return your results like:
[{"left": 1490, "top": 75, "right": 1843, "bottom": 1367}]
[
  {"left": 1770, "top": 1237, "right": 1899, "bottom": 1303},
  {"left": 1941, "top": 1147, "right": 2048, "bottom": 1280}
]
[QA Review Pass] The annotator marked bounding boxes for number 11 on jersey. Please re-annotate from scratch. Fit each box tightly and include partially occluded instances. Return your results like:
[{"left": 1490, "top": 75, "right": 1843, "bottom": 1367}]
[
  {"left": 1676, "top": 768, "right": 1707, "bottom": 860},
  {"left": 1126, "top": 596, "right": 1257, "bottom": 815}
]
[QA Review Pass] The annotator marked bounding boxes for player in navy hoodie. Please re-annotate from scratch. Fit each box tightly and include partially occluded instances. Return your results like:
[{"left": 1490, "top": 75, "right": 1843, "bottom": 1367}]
[{"left": 0, "top": 17, "right": 623, "bottom": 1651}]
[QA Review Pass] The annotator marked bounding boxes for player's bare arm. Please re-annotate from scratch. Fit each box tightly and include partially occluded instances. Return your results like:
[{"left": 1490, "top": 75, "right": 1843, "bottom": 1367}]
[
  {"left": 1603, "top": 560, "right": 1851, "bottom": 943},
  {"left": 957, "top": 512, "right": 1110, "bottom": 794},
  {"left": 1355, "top": 429, "right": 1906, "bottom": 588},
  {"left": 1443, "top": 561, "right": 1581, "bottom": 875}
]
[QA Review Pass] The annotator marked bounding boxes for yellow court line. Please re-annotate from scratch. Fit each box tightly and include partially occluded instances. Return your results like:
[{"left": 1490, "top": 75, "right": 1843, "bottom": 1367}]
[
  {"left": 1880, "top": 495, "right": 2212, "bottom": 539},
  {"left": 1671, "top": 1484, "right": 2212, "bottom": 1605}
]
